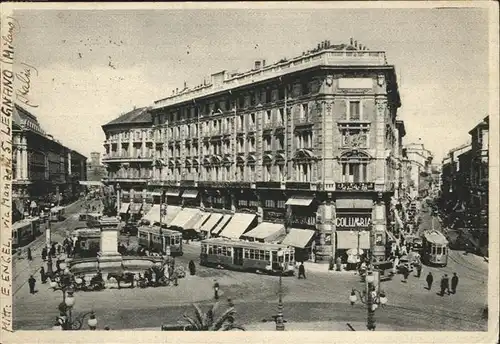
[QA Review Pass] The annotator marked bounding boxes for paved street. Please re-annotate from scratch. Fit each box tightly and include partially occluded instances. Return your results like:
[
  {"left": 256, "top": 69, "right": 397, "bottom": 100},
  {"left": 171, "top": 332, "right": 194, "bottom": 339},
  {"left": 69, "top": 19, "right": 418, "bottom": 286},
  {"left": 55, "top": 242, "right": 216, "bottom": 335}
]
[{"left": 14, "top": 205, "right": 488, "bottom": 331}]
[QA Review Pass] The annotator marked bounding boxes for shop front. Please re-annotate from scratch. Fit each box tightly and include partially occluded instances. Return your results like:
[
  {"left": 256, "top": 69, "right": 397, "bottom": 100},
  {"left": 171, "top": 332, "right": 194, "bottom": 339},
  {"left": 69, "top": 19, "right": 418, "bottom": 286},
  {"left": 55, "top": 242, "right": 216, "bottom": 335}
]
[
  {"left": 285, "top": 194, "right": 317, "bottom": 262},
  {"left": 334, "top": 196, "right": 373, "bottom": 264},
  {"left": 165, "top": 188, "right": 182, "bottom": 206}
]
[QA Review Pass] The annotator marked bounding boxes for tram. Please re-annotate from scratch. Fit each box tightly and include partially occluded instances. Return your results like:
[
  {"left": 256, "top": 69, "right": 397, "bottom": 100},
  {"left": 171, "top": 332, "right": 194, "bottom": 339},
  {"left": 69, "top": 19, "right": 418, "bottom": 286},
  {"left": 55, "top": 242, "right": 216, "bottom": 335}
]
[
  {"left": 49, "top": 206, "right": 65, "bottom": 222},
  {"left": 12, "top": 217, "right": 41, "bottom": 248},
  {"left": 138, "top": 226, "right": 183, "bottom": 257},
  {"left": 421, "top": 229, "right": 449, "bottom": 267},
  {"left": 200, "top": 238, "right": 295, "bottom": 275}
]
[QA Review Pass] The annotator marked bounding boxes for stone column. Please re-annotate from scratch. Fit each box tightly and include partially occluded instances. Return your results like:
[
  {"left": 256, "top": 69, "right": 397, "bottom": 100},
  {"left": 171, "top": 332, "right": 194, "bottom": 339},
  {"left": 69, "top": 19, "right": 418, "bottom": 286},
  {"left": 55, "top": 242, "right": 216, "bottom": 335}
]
[
  {"left": 371, "top": 194, "right": 387, "bottom": 262},
  {"left": 67, "top": 152, "right": 72, "bottom": 176},
  {"left": 118, "top": 132, "right": 122, "bottom": 157},
  {"left": 16, "top": 146, "right": 21, "bottom": 180},
  {"left": 21, "top": 136, "right": 28, "bottom": 180}
]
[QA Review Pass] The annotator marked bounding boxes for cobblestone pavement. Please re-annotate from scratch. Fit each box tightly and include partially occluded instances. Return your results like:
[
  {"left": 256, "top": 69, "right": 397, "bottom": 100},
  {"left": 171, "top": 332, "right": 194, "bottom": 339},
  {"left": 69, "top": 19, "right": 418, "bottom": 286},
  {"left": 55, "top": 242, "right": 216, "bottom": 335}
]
[{"left": 13, "top": 206, "right": 488, "bottom": 331}]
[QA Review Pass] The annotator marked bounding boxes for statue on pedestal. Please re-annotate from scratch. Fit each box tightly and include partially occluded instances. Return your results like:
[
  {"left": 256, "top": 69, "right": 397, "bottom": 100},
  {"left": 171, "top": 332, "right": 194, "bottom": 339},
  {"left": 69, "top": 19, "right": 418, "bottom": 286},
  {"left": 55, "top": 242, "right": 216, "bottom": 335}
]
[{"left": 101, "top": 184, "right": 117, "bottom": 217}]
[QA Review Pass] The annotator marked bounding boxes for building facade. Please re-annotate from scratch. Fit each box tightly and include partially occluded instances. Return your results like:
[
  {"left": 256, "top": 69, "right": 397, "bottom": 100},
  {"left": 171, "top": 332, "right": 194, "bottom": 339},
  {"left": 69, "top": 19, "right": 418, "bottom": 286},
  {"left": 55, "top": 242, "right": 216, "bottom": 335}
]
[
  {"left": 103, "top": 40, "right": 404, "bottom": 263},
  {"left": 403, "top": 143, "right": 433, "bottom": 199},
  {"left": 12, "top": 104, "right": 87, "bottom": 219}
]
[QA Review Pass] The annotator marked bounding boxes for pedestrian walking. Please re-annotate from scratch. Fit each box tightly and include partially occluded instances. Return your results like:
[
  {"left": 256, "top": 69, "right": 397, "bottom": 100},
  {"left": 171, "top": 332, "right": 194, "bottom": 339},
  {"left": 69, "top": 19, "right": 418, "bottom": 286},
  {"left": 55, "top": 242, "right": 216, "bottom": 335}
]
[
  {"left": 403, "top": 267, "right": 409, "bottom": 282},
  {"left": 415, "top": 263, "right": 422, "bottom": 278},
  {"left": 444, "top": 274, "right": 450, "bottom": 295},
  {"left": 40, "top": 266, "right": 47, "bottom": 284},
  {"left": 426, "top": 272, "right": 433, "bottom": 290},
  {"left": 439, "top": 275, "right": 446, "bottom": 296},
  {"left": 188, "top": 260, "right": 196, "bottom": 276},
  {"left": 298, "top": 262, "right": 306, "bottom": 279},
  {"left": 57, "top": 243, "right": 62, "bottom": 255},
  {"left": 213, "top": 280, "right": 220, "bottom": 300},
  {"left": 451, "top": 273, "right": 459, "bottom": 294},
  {"left": 27, "top": 247, "right": 32, "bottom": 261},
  {"left": 28, "top": 275, "right": 36, "bottom": 294}
]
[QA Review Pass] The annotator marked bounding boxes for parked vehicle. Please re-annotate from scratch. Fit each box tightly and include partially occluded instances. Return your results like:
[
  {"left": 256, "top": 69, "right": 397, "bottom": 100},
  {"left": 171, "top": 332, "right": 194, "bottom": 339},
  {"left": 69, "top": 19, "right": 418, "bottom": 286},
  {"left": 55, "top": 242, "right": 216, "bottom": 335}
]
[{"left": 12, "top": 217, "right": 41, "bottom": 248}]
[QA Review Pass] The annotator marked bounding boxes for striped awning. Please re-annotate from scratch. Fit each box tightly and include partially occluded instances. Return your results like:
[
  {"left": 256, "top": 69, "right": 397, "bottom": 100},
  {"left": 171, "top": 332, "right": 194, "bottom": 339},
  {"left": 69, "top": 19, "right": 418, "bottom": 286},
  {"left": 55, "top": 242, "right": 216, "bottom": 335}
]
[
  {"left": 119, "top": 203, "right": 130, "bottom": 214},
  {"left": 211, "top": 214, "right": 232, "bottom": 235},
  {"left": 170, "top": 208, "right": 201, "bottom": 230},
  {"left": 281, "top": 228, "right": 316, "bottom": 248},
  {"left": 192, "top": 212, "right": 211, "bottom": 232},
  {"left": 200, "top": 213, "right": 223, "bottom": 232},
  {"left": 242, "top": 222, "right": 285, "bottom": 242},
  {"left": 164, "top": 205, "right": 182, "bottom": 224},
  {"left": 142, "top": 205, "right": 161, "bottom": 224},
  {"left": 219, "top": 213, "right": 256, "bottom": 239}
]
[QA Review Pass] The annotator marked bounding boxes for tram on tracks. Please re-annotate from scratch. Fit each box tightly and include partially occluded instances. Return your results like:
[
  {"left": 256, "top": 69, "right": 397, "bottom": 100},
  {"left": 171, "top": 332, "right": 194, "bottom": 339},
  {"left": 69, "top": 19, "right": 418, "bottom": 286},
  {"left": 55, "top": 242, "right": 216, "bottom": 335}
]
[
  {"left": 421, "top": 229, "right": 449, "bottom": 267},
  {"left": 12, "top": 217, "right": 41, "bottom": 248},
  {"left": 49, "top": 206, "right": 65, "bottom": 222},
  {"left": 138, "top": 226, "right": 183, "bottom": 257},
  {"left": 200, "top": 238, "right": 296, "bottom": 275}
]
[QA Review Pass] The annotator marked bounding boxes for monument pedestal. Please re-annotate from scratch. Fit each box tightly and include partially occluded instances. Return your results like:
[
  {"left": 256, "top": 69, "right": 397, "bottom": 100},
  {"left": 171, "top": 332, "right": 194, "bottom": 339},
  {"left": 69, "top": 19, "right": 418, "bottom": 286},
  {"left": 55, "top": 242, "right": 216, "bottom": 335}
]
[{"left": 98, "top": 216, "right": 123, "bottom": 272}]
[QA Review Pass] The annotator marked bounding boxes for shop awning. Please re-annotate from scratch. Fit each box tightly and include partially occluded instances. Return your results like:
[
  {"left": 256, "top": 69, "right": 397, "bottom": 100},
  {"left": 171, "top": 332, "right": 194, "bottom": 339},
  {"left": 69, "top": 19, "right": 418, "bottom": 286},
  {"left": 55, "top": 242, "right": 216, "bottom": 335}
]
[
  {"left": 285, "top": 196, "right": 314, "bottom": 207},
  {"left": 211, "top": 214, "right": 233, "bottom": 235},
  {"left": 336, "top": 230, "right": 370, "bottom": 250},
  {"left": 281, "top": 228, "right": 315, "bottom": 248},
  {"left": 181, "top": 190, "right": 199, "bottom": 199},
  {"left": 164, "top": 205, "right": 182, "bottom": 224},
  {"left": 219, "top": 213, "right": 256, "bottom": 239},
  {"left": 151, "top": 192, "right": 162, "bottom": 196},
  {"left": 143, "top": 203, "right": 152, "bottom": 214},
  {"left": 129, "top": 203, "right": 143, "bottom": 215},
  {"left": 170, "top": 208, "right": 201, "bottom": 229},
  {"left": 119, "top": 203, "right": 130, "bottom": 214},
  {"left": 79, "top": 181, "right": 104, "bottom": 186},
  {"left": 184, "top": 210, "right": 204, "bottom": 230},
  {"left": 166, "top": 189, "right": 180, "bottom": 197},
  {"left": 242, "top": 222, "right": 285, "bottom": 242},
  {"left": 142, "top": 204, "right": 161, "bottom": 224},
  {"left": 192, "top": 212, "right": 211, "bottom": 232},
  {"left": 200, "top": 213, "right": 223, "bottom": 232}
]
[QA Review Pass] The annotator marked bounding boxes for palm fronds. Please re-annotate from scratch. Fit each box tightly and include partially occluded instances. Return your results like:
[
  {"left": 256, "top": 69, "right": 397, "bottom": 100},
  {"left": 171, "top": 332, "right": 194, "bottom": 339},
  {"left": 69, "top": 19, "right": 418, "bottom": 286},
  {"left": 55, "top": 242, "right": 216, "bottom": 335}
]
[{"left": 181, "top": 302, "right": 244, "bottom": 331}]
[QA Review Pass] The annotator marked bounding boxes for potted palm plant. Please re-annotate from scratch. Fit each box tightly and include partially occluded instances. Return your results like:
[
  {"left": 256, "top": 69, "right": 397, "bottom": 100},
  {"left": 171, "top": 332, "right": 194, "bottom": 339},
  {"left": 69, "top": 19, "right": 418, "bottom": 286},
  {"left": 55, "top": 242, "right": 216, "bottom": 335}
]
[{"left": 179, "top": 302, "right": 245, "bottom": 331}]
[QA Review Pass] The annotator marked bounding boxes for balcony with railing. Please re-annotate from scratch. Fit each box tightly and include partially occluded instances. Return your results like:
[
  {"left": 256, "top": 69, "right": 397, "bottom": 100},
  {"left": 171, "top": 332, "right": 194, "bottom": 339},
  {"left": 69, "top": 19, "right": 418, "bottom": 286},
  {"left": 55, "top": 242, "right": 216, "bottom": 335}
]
[{"left": 102, "top": 152, "right": 155, "bottom": 163}]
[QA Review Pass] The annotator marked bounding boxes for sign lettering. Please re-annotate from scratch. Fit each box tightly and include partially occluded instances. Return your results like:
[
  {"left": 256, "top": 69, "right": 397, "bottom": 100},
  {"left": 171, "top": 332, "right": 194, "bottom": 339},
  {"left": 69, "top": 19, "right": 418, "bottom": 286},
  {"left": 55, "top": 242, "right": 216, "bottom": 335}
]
[{"left": 335, "top": 214, "right": 372, "bottom": 228}]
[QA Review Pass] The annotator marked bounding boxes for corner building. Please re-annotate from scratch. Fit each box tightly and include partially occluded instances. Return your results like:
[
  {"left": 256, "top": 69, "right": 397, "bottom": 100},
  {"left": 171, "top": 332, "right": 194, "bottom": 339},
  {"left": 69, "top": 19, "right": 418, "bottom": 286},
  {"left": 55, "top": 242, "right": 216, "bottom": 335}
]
[{"left": 130, "top": 41, "right": 403, "bottom": 263}]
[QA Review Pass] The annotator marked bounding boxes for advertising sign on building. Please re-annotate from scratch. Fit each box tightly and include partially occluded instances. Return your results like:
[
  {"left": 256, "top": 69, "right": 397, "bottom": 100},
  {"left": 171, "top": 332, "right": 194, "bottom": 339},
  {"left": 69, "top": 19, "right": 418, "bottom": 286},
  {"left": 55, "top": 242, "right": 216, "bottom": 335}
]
[{"left": 335, "top": 213, "right": 372, "bottom": 229}]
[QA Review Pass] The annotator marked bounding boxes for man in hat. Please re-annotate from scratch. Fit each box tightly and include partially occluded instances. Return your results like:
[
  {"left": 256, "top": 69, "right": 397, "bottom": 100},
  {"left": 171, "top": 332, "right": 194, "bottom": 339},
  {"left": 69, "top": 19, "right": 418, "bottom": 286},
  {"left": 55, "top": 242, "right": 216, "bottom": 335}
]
[
  {"left": 298, "top": 262, "right": 306, "bottom": 279},
  {"left": 426, "top": 272, "right": 433, "bottom": 290},
  {"left": 28, "top": 275, "right": 36, "bottom": 294},
  {"left": 451, "top": 273, "right": 459, "bottom": 295}
]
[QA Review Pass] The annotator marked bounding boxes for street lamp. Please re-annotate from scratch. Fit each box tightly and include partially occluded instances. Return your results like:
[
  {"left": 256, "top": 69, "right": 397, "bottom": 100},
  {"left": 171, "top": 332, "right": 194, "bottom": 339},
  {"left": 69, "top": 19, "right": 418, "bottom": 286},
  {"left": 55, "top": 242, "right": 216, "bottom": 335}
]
[
  {"left": 348, "top": 269, "right": 388, "bottom": 331},
  {"left": 262, "top": 249, "right": 287, "bottom": 330},
  {"left": 53, "top": 287, "right": 98, "bottom": 330}
]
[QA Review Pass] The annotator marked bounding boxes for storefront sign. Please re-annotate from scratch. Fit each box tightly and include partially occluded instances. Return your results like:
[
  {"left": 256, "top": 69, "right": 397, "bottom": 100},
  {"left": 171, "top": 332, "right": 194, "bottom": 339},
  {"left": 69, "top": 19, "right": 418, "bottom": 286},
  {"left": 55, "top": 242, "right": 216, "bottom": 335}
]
[
  {"left": 335, "top": 214, "right": 372, "bottom": 229},
  {"left": 335, "top": 182, "right": 374, "bottom": 192}
]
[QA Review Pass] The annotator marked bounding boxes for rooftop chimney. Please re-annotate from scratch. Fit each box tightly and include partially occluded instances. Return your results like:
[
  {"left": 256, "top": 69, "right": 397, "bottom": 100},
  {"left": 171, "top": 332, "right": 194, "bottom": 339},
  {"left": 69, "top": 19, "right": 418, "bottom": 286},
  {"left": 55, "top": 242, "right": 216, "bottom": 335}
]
[
  {"left": 254, "top": 60, "right": 262, "bottom": 70},
  {"left": 317, "top": 43, "right": 321, "bottom": 50},
  {"left": 350, "top": 38, "right": 353, "bottom": 45},
  {"left": 176, "top": 88, "right": 178, "bottom": 93},
  {"left": 354, "top": 40, "right": 358, "bottom": 48}
]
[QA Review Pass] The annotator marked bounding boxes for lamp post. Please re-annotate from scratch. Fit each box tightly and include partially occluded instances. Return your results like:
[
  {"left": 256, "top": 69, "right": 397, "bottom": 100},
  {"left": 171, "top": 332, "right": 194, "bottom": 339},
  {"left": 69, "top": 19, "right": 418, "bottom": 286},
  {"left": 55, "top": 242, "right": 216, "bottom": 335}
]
[
  {"left": 261, "top": 249, "right": 287, "bottom": 330},
  {"left": 348, "top": 269, "right": 388, "bottom": 331},
  {"left": 52, "top": 281, "right": 98, "bottom": 331}
]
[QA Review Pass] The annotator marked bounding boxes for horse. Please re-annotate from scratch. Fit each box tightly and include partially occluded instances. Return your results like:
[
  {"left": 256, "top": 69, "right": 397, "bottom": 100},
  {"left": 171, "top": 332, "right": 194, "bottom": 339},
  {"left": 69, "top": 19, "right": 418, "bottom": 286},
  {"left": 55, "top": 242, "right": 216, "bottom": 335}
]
[{"left": 107, "top": 272, "right": 135, "bottom": 289}]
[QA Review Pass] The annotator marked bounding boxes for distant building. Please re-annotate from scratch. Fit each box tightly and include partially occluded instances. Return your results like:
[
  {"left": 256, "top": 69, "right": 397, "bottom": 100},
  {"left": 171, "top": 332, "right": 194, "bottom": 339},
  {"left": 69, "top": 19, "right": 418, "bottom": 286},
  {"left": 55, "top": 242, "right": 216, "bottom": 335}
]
[
  {"left": 86, "top": 151, "right": 107, "bottom": 182},
  {"left": 102, "top": 40, "right": 405, "bottom": 263},
  {"left": 12, "top": 104, "right": 87, "bottom": 219},
  {"left": 403, "top": 143, "right": 433, "bottom": 198}
]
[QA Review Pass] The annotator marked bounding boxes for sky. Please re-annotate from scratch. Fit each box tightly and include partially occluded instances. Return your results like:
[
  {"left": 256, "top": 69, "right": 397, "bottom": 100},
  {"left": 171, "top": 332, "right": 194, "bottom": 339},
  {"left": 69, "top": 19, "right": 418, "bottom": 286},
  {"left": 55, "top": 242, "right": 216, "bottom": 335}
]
[{"left": 12, "top": 6, "right": 491, "bottom": 162}]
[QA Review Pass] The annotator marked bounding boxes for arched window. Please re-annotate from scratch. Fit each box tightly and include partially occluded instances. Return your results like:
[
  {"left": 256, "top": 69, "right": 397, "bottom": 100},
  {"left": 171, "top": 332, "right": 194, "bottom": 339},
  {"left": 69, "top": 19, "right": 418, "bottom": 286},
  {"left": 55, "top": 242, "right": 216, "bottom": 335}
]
[{"left": 339, "top": 150, "right": 371, "bottom": 183}]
